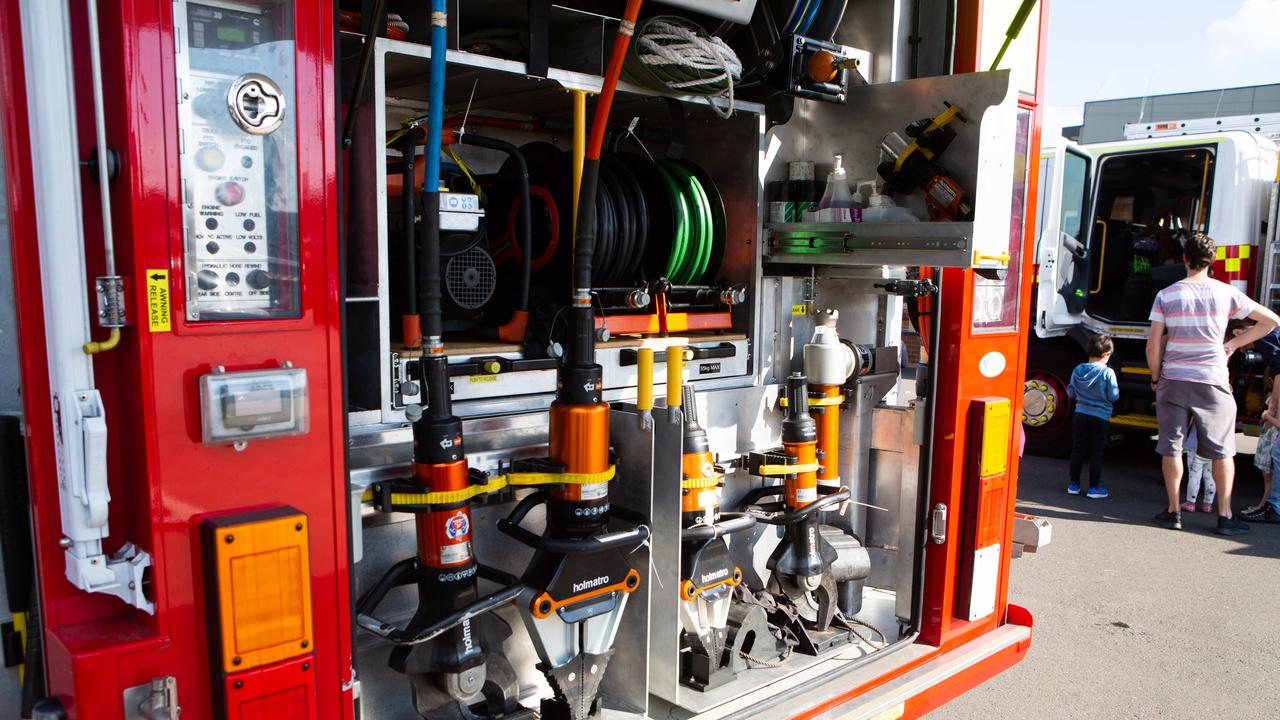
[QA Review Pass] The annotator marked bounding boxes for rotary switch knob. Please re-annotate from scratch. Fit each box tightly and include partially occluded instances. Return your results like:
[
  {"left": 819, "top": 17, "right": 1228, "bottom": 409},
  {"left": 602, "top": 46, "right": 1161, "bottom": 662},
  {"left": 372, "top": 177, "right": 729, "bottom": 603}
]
[{"left": 246, "top": 269, "right": 271, "bottom": 290}]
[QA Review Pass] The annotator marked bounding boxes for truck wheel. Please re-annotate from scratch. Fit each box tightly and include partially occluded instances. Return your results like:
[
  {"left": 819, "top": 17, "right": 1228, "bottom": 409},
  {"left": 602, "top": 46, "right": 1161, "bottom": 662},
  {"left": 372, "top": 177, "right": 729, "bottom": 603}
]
[{"left": 1023, "top": 343, "right": 1080, "bottom": 458}]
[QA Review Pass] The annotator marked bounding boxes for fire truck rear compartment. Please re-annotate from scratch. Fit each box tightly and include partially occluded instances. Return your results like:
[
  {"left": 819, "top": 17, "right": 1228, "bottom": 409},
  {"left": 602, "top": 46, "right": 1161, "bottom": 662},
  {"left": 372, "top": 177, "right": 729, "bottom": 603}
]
[
  {"left": 342, "top": 37, "right": 1017, "bottom": 716},
  {"left": 0, "top": 0, "right": 1036, "bottom": 717}
]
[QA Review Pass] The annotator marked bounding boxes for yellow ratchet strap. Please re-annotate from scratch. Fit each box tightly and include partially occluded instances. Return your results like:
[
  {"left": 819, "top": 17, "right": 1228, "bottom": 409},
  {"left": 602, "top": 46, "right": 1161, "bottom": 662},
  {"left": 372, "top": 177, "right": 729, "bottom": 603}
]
[
  {"left": 756, "top": 462, "right": 822, "bottom": 476},
  {"left": 893, "top": 104, "right": 963, "bottom": 174},
  {"left": 389, "top": 476, "right": 511, "bottom": 507},
  {"left": 778, "top": 395, "right": 843, "bottom": 408},
  {"left": 386, "top": 465, "right": 618, "bottom": 506},
  {"left": 681, "top": 474, "right": 724, "bottom": 490},
  {"left": 507, "top": 465, "right": 616, "bottom": 487}
]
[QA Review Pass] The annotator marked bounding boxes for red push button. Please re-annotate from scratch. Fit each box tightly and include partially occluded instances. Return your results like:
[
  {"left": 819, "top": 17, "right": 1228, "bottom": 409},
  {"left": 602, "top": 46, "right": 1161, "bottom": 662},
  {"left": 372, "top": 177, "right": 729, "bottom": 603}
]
[{"left": 215, "top": 181, "right": 246, "bottom": 206}]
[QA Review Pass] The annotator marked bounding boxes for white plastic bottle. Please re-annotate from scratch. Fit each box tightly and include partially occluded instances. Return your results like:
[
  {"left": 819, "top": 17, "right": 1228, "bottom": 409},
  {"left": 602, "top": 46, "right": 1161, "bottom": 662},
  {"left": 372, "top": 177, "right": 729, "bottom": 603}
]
[
  {"left": 860, "top": 181, "right": 919, "bottom": 223},
  {"left": 817, "top": 153, "right": 862, "bottom": 223}
]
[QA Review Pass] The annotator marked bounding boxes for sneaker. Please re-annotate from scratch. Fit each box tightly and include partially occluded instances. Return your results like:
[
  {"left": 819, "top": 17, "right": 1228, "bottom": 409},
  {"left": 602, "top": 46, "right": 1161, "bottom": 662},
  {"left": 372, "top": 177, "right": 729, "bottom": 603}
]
[
  {"left": 1153, "top": 510, "right": 1182, "bottom": 530},
  {"left": 1067, "top": 482, "right": 1081, "bottom": 495},
  {"left": 1199, "top": 502, "right": 1214, "bottom": 514},
  {"left": 1215, "top": 515, "right": 1250, "bottom": 536},
  {"left": 1240, "top": 504, "right": 1280, "bottom": 524},
  {"left": 1179, "top": 501, "right": 1197, "bottom": 513},
  {"left": 1087, "top": 486, "right": 1109, "bottom": 499}
]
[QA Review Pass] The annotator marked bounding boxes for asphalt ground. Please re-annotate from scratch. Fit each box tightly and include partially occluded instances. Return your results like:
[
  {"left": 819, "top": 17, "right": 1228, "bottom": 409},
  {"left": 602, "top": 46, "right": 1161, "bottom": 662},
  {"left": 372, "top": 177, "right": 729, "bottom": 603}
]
[{"left": 935, "top": 439, "right": 1280, "bottom": 720}]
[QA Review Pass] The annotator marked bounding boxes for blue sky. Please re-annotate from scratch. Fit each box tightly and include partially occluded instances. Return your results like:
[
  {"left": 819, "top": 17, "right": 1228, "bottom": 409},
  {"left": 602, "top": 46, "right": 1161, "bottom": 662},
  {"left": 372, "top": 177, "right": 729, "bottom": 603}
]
[{"left": 1043, "top": 0, "right": 1280, "bottom": 137}]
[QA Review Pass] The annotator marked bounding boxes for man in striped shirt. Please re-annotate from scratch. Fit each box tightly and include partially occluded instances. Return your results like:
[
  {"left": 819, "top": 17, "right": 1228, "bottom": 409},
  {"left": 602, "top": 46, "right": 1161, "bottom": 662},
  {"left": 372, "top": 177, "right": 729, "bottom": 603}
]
[{"left": 1147, "top": 233, "right": 1280, "bottom": 535}]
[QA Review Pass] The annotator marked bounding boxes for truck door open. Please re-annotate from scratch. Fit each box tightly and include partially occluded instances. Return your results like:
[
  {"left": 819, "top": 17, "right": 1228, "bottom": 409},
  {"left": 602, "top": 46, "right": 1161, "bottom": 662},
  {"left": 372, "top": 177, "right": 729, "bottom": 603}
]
[{"left": 1035, "top": 142, "right": 1094, "bottom": 337}]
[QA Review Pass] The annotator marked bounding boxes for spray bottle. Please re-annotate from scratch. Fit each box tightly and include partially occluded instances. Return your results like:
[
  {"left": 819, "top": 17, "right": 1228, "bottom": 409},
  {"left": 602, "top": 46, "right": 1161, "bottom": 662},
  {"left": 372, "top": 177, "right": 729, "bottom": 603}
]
[{"left": 817, "top": 153, "right": 862, "bottom": 223}]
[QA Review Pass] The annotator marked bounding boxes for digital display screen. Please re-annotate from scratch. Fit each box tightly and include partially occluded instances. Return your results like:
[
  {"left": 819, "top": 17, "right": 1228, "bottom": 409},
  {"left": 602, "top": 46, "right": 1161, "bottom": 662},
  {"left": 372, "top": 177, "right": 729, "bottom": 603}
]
[
  {"left": 188, "top": 2, "right": 271, "bottom": 51},
  {"left": 217, "top": 26, "right": 247, "bottom": 43},
  {"left": 230, "top": 389, "right": 285, "bottom": 417}
]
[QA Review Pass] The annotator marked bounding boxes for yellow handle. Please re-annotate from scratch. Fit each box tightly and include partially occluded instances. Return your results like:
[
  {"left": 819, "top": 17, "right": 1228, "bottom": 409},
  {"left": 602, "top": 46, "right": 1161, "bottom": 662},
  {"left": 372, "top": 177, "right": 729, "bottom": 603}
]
[
  {"left": 83, "top": 328, "right": 121, "bottom": 355},
  {"left": 667, "top": 345, "right": 684, "bottom": 407},
  {"left": 972, "top": 251, "right": 1012, "bottom": 266},
  {"left": 637, "top": 347, "right": 654, "bottom": 412},
  {"left": 1089, "top": 219, "right": 1107, "bottom": 295}
]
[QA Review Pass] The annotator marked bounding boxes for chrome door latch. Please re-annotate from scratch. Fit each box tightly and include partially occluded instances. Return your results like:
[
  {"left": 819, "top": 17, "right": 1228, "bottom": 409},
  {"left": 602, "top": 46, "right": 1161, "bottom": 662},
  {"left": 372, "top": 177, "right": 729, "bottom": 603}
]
[{"left": 931, "top": 503, "right": 947, "bottom": 545}]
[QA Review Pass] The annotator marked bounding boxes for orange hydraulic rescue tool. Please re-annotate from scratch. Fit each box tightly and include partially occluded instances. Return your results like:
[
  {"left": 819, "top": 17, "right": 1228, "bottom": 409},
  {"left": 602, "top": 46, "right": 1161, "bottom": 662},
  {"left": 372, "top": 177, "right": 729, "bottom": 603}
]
[
  {"left": 740, "top": 371, "right": 852, "bottom": 640},
  {"left": 804, "top": 310, "right": 858, "bottom": 496},
  {"left": 669, "top": 350, "right": 760, "bottom": 689},
  {"left": 492, "top": 2, "right": 651, "bottom": 719},
  {"left": 355, "top": 3, "right": 528, "bottom": 717}
]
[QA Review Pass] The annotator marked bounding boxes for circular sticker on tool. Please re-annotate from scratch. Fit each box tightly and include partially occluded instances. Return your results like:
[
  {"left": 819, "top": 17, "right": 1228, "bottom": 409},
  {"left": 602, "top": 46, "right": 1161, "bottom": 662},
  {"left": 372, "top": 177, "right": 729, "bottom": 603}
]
[
  {"left": 445, "top": 511, "right": 470, "bottom": 540},
  {"left": 978, "top": 351, "right": 1007, "bottom": 378},
  {"left": 701, "top": 461, "right": 717, "bottom": 478}
]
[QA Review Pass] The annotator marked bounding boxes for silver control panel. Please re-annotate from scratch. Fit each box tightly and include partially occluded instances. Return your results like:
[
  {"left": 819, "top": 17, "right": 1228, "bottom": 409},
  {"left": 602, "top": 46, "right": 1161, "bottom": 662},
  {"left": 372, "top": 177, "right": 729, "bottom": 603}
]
[{"left": 174, "top": 0, "right": 300, "bottom": 321}]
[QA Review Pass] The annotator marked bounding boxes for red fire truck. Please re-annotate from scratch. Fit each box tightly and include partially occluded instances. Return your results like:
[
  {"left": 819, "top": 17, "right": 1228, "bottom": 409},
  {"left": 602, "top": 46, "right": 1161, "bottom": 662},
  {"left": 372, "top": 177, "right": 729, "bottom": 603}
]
[{"left": 1, "top": 1, "right": 1049, "bottom": 718}]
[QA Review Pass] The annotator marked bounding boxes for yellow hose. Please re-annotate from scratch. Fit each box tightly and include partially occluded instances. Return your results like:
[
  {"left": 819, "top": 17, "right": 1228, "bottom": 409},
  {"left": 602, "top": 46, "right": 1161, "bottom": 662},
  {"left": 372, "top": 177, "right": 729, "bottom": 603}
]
[{"left": 570, "top": 89, "right": 588, "bottom": 234}]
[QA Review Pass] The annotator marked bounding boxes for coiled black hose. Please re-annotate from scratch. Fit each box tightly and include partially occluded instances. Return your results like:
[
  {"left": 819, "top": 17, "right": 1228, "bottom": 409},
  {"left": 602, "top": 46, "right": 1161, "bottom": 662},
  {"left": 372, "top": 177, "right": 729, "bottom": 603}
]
[{"left": 456, "top": 134, "right": 531, "bottom": 313}]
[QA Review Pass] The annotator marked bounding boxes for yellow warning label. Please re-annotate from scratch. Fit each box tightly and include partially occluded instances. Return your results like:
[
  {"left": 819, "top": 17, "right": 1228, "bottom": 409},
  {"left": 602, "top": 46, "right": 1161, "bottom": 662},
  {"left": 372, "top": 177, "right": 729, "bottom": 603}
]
[
  {"left": 146, "top": 269, "right": 171, "bottom": 332},
  {"left": 469, "top": 374, "right": 498, "bottom": 384},
  {"left": 791, "top": 304, "right": 808, "bottom": 316}
]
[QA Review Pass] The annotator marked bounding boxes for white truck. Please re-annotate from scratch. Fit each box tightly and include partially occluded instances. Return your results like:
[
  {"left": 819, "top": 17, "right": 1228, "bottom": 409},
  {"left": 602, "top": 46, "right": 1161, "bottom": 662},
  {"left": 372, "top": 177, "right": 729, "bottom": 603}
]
[{"left": 1022, "top": 113, "right": 1280, "bottom": 454}]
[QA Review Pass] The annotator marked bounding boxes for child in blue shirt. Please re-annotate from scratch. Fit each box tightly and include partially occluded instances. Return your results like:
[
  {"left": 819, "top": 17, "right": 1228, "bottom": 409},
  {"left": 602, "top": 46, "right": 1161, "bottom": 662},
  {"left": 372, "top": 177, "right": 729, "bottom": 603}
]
[{"left": 1066, "top": 334, "right": 1120, "bottom": 498}]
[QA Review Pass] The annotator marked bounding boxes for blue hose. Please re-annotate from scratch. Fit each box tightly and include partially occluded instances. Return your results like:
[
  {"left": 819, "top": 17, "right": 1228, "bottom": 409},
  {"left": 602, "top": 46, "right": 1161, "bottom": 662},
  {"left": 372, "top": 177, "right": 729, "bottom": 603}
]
[
  {"left": 423, "top": 0, "right": 448, "bottom": 192},
  {"left": 798, "top": 0, "right": 823, "bottom": 35},
  {"left": 782, "top": 1, "right": 807, "bottom": 34}
]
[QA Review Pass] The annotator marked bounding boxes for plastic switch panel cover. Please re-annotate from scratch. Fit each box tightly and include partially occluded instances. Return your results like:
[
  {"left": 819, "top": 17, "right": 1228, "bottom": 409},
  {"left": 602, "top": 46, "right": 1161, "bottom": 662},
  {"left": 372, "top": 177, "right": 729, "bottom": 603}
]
[{"left": 199, "top": 366, "right": 309, "bottom": 445}]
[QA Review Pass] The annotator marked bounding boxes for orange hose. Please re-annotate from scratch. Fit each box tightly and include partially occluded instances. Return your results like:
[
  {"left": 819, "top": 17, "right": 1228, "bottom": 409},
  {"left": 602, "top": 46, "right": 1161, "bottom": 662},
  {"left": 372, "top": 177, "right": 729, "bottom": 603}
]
[
  {"left": 587, "top": 0, "right": 643, "bottom": 161},
  {"left": 813, "top": 385, "right": 841, "bottom": 485}
]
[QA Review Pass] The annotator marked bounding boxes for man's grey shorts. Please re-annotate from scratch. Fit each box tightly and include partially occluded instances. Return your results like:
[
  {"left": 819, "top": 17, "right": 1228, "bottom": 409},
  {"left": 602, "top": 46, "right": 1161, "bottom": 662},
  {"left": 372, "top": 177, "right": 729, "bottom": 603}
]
[{"left": 1155, "top": 378, "right": 1236, "bottom": 460}]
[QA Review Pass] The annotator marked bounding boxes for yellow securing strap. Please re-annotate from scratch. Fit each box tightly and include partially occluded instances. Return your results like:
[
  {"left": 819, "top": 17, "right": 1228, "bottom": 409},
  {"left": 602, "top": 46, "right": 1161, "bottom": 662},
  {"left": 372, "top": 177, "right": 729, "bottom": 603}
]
[
  {"left": 756, "top": 462, "right": 821, "bottom": 476},
  {"left": 507, "top": 465, "right": 616, "bottom": 487},
  {"left": 893, "top": 105, "right": 963, "bottom": 174},
  {"left": 385, "top": 465, "right": 617, "bottom": 507},
  {"left": 682, "top": 474, "right": 723, "bottom": 490},
  {"left": 778, "top": 396, "right": 843, "bottom": 408},
  {"left": 390, "top": 477, "right": 510, "bottom": 506}
]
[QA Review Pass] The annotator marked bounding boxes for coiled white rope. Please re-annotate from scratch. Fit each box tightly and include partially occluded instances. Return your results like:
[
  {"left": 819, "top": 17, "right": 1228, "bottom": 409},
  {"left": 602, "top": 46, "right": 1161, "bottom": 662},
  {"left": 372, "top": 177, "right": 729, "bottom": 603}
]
[{"left": 628, "top": 18, "right": 743, "bottom": 119}]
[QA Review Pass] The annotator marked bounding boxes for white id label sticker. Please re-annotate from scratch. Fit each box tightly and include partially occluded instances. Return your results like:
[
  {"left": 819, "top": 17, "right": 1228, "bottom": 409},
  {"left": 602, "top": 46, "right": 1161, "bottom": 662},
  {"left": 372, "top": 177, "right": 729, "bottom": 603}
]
[
  {"left": 580, "top": 482, "right": 610, "bottom": 500},
  {"left": 699, "top": 488, "right": 722, "bottom": 509},
  {"left": 796, "top": 487, "right": 818, "bottom": 504},
  {"left": 441, "top": 540, "right": 473, "bottom": 565}
]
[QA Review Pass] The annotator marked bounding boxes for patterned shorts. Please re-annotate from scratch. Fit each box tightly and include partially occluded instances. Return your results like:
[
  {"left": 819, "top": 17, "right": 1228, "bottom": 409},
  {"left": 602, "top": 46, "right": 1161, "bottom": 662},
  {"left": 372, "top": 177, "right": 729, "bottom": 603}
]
[{"left": 1256, "top": 426, "right": 1278, "bottom": 473}]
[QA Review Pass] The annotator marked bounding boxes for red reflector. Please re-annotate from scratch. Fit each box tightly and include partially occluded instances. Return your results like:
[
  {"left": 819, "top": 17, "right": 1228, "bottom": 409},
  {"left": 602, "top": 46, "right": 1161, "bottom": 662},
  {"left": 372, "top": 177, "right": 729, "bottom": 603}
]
[{"left": 224, "top": 655, "right": 316, "bottom": 720}]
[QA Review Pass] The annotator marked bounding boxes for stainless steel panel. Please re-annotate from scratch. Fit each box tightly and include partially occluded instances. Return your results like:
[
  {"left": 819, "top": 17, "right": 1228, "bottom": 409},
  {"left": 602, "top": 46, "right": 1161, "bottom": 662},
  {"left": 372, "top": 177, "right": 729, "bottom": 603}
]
[
  {"left": 763, "top": 70, "right": 1017, "bottom": 269},
  {"left": 609, "top": 404, "right": 679, "bottom": 707},
  {"left": 602, "top": 403, "right": 661, "bottom": 715},
  {"left": 866, "top": 402, "right": 922, "bottom": 622},
  {"left": 843, "top": 371, "right": 900, "bottom": 537}
]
